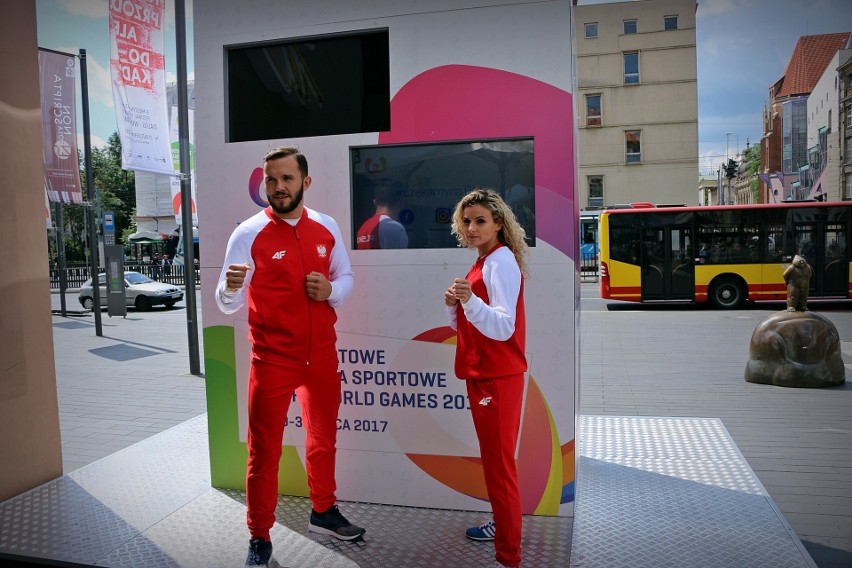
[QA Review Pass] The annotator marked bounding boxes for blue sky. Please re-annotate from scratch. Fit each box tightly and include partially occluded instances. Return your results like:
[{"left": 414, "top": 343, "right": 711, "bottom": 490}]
[
  {"left": 36, "top": 0, "right": 851, "bottom": 177},
  {"left": 691, "top": 0, "right": 851, "bottom": 175},
  {"left": 36, "top": 0, "right": 194, "bottom": 149}
]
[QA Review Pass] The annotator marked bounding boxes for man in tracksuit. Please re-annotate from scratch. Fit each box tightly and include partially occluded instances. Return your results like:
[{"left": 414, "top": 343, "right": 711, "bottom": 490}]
[
  {"left": 215, "top": 146, "right": 364, "bottom": 568},
  {"left": 355, "top": 183, "right": 408, "bottom": 249}
]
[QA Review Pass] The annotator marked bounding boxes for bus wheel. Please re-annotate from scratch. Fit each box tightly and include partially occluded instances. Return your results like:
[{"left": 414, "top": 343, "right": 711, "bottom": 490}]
[{"left": 710, "top": 277, "right": 746, "bottom": 309}]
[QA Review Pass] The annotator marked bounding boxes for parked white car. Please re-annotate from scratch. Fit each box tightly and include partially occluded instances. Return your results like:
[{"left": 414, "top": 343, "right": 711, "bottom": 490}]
[{"left": 78, "top": 271, "right": 183, "bottom": 311}]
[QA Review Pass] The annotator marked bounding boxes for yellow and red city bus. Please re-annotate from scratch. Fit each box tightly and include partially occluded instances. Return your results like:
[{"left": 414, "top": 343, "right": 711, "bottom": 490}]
[{"left": 599, "top": 202, "right": 852, "bottom": 308}]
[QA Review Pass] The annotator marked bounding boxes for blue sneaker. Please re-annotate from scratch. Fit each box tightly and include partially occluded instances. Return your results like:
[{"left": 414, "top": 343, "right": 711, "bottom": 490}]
[
  {"left": 245, "top": 537, "right": 272, "bottom": 567},
  {"left": 466, "top": 520, "right": 496, "bottom": 541}
]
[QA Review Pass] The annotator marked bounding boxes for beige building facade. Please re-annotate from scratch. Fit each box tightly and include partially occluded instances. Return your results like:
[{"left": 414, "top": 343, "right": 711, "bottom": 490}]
[
  {"left": 574, "top": 0, "right": 698, "bottom": 210},
  {"left": 1, "top": 0, "right": 64, "bottom": 501},
  {"left": 842, "top": 55, "right": 852, "bottom": 200}
]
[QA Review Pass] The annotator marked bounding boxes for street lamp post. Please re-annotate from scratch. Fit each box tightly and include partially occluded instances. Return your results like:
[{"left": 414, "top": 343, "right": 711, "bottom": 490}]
[{"left": 725, "top": 132, "right": 732, "bottom": 205}]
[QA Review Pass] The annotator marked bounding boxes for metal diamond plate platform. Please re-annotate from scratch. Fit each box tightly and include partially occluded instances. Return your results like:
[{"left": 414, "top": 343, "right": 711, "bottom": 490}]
[
  {"left": 0, "top": 414, "right": 569, "bottom": 567},
  {"left": 570, "top": 416, "right": 817, "bottom": 568},
  {"left": 0, "top": 414, "right": 815, "bottom": 567}
]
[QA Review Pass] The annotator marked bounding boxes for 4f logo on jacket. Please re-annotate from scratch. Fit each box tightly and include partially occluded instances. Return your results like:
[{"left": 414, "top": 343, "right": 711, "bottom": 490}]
[
  {"left": 479, "top": 397, "right": 493, "bottom": 406},
  {"left": 271, "top": 250, "right": 286, "bottom": 260}
]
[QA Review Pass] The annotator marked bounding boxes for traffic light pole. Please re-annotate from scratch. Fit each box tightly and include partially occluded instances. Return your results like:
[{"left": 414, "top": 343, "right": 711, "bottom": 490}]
[
  {"left": 175, "top": 0, "right": 201, "bottom": 376},
  {"left": 724, "top": 158, "right": 738, "bottom": 205},
  {"left": 80, "top": 48, "right": 102, "bottom": 337}
]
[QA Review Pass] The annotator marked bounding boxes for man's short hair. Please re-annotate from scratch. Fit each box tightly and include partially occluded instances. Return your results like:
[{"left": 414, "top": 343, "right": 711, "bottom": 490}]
[
  {"left": 264, "top": 146, "right": 308, "bottom": 178},
  {"left": 373, "top": 183, "right": 403, "bottom": 207}
]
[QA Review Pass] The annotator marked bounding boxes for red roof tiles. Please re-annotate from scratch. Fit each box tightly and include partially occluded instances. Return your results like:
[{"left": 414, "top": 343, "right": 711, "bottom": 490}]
[{"left": 775, "top": 32, "right": 851, "bottom": 99}]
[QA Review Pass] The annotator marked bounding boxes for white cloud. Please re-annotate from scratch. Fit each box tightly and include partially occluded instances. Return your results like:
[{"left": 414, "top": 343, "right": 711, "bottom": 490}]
[
  {"left": 57, "top": 0, "right": 107, "bottom": 19},
  {"left": 57, "top": 0, "right": 193, "bottom": 25},
  {"left": 699, "top": 153, "right": 719, "bottom": 177},
  {"left": 85, "top": 53, "right": 115, "bottom": 109},
  {"left": 162, "top": 0, "right": 194, "bottom": 27},
  {"left": 696, "top": 0, "right": 739, "bottom": 18},
  {"left": 79, "top": 132, "right": 108, "bottom": 149},
  {"left": 54, "top": 46, "right": 114, "bottom": 109},
  {"left": 165, "top": 71, "right": 195, "bottom": 84}
]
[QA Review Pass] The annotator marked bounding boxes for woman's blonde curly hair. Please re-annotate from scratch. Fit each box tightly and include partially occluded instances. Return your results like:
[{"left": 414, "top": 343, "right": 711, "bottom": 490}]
[{"left": 451, "top": 188, "right": 529, "bottom": 277}]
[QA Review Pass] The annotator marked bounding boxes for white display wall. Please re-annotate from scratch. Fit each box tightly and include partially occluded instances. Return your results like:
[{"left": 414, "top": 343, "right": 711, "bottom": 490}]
[{"left": 195, "top": 0, "right": 579, "bottom": 517}]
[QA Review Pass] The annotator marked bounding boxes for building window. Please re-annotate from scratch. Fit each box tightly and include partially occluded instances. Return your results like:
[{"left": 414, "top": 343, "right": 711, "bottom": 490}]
[
  {"left": 584, "top": 22, "right": 598, "bottom": 38},
  {"left": 588, "top": 176, "right": 604, "bottom": 208},
  {"left": 624, "top": 52, "right": 639, "bottom": 84},
  {"left": 664, "top": 15, "right": 678, "bottom": 30},
  {"left": 626, "top": 130, "right": 641, "bottom": 163},
  {"left": 624, "top": 19, "right": 637, "bottom": 34},
  {"left": 586, "top": 94, "right": 602, "bottom": 126},
  {"left": 782, "top": 98, "right": 807, "bottom": 174}
]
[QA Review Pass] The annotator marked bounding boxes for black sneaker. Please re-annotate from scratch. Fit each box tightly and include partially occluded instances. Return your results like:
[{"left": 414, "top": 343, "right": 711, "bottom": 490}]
[
  {"left": 308, "top": 505, "right": 366, "bottom": 541},
  {"left": 245, "top": 537, "right": 272, "bottom": 567}
]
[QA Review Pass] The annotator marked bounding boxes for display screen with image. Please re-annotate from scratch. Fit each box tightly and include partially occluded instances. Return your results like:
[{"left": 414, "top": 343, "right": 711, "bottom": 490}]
[
  {"left": 225, "top": 29, "right": 390, "bottom": 142},
  {"left": 350, "top": 138, "right": 536, "bottom": 250}
]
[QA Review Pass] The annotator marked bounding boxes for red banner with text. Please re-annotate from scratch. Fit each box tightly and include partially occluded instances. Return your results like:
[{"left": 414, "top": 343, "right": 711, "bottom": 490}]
[
  {"left": 38, "top": 49, "right": 83, "bottom": 205},
  {"left": 109, "top": 0, "right": 174, "bottom": 175}
]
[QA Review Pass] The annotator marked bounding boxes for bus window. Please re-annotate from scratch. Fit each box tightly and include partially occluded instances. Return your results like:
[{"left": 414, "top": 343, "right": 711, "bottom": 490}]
[
  {"left": 608, "top": 214, "right": 640, "bottom": 265},
  {"left": 765, "top": 225, "right": 786, "bottom": 262},
  {"left": 795, "top": 225, "right": 817, "bottom": 266},
  {"left": 580, "top": 213, "right": 601, "bottom": 274}
]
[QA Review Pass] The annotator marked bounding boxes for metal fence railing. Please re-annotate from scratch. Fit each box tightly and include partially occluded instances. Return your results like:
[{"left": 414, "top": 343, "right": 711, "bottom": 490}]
[
  {"left": 50, "top": 264, "right": 200, "bottom": 290},
  {"left": 580, "top": 252, "right": 599, "bottom": 282}
]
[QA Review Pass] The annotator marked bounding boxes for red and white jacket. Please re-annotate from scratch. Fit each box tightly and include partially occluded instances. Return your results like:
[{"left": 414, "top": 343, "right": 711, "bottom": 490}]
[
  {"left": 447, "top": 245, "right": 527, "bottom": 380},
  {"left": 215, "top": 207, "right": 354, "bottom": 367}
]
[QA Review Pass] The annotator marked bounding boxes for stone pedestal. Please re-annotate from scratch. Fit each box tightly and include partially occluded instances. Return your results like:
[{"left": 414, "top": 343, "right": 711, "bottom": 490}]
[{"left": 745, "top": 310, "right": 845, "bottom": 388}]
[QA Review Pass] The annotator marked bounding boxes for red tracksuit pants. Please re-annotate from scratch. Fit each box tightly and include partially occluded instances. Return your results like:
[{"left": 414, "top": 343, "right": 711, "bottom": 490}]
[
  {"left": 246, "top": 357, "right": 341, "bottom": 540},
  {"left": 466, "top": 374, "right": 525, "bottom": 568}
]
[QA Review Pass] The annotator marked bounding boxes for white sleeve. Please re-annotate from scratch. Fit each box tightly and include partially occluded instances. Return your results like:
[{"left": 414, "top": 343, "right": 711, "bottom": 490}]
[
  {"left": 214, "top": 224, "right": 256, "bottom": 314},
  {"left": 461, "top": 248, "right": 521, "bottom": 341},
  {"left": 323, "top": 216, "right": 354, "bottom": 308},
  {"left": 446, "top": 304, "right": 458, "bottom": 330}
]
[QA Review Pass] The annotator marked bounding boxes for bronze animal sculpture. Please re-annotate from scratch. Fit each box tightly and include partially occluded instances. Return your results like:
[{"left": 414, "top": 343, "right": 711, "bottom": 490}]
[
  {"left": 782, "top": 254, "right": 813, "bottom": 312},
  {"left": 745, "top": 253, "right": 844, "bottom": 387}
]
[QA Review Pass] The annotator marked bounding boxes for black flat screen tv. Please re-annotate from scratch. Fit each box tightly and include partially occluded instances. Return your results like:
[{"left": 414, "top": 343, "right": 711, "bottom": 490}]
[
  {"left": 351, "top": 138, "right": 536, "bottom": 250},
  {"left": 226, "top": 29, "right": 390, "bottom": 142}
]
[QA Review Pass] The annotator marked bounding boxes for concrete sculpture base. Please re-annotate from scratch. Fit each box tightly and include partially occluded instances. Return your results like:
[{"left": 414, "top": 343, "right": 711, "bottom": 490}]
[{"left": 745, "top": 310, "right": 845, "bottom": 388}]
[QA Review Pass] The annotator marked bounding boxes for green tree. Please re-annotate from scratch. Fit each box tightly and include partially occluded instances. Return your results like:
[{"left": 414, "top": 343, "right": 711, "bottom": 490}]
[
  {"left": 88, "top": 132, "right": 136, "bottom": 237},
  {"left": 56, "top": 133, "right": 136, "bottom": 262},
  {"left": 743, "top": 145, "right": 761, "bottom": 203}
]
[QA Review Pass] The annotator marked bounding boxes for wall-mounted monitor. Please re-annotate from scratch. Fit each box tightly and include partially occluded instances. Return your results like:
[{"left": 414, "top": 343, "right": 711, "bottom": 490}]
[
  {"left": 351, "top": 138, "right": 536, "bottom": 250},
  {"left": 225, "top": 29, "right": 390, "bottom": 142}
]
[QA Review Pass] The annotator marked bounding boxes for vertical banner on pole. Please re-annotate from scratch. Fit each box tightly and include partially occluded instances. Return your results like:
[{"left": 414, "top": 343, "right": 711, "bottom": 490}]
[
  {"left": 45, "top": 190, "right": 53, "bottom": 229},
  {"left": 38, "top": 49, "right": 83, "bottom": 205},
  {"left": 169, "top": 107, "right": 197, "bottom": 225},
  {"left": 109, "top": 0, "right": 174, "bottom": 175}
]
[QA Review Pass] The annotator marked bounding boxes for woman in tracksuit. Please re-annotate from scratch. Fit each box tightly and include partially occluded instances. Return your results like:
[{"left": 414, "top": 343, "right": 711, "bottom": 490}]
[{"left": 444, "top": 188, "right": 528, "bottom": 568}]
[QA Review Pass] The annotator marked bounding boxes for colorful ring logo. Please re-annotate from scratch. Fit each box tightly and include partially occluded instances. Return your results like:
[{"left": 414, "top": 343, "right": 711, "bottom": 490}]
[
  {"left": 248, "top": 167, "right": 268, "bottom": 207},
  {"left": 172, "top": 193, "right": 197, "bottom": 215},
  {"left": 405, "top": 327, "right": 575, "bottom": 513},
  {"left": 364, "top": 157, "right": 387, "bottom": 173}
]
